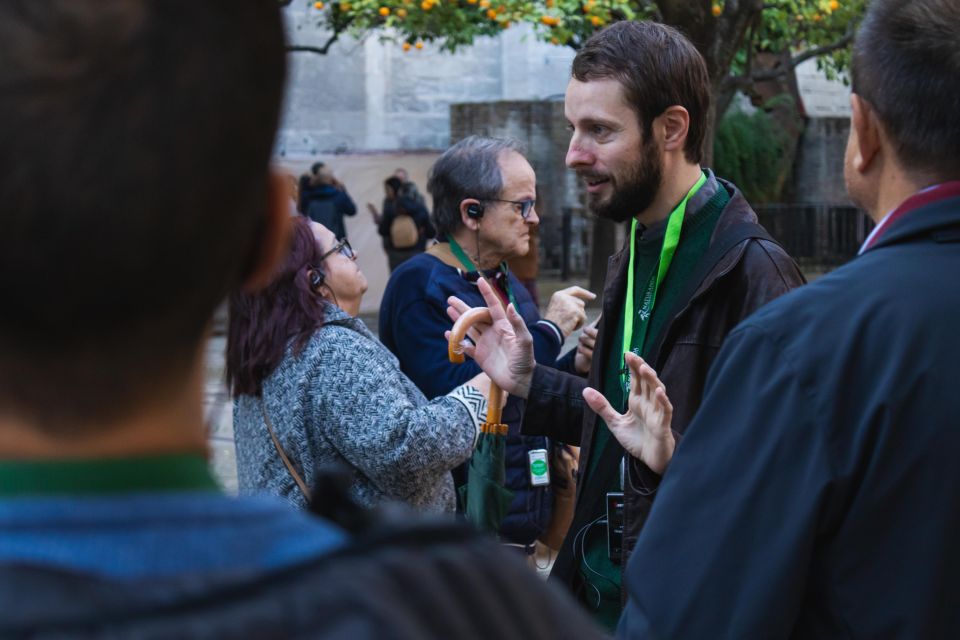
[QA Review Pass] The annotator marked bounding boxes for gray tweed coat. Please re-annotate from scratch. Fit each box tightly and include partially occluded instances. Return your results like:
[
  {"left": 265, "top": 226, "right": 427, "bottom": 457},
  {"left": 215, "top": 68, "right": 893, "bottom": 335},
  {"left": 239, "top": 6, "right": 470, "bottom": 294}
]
[{"left": 234, "top": 306, "right": 482, "bottom": 513}]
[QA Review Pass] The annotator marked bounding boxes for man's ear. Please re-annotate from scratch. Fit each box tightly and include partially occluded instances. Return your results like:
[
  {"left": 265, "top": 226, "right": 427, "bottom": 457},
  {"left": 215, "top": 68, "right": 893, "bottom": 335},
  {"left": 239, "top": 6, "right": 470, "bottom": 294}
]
[
  {"left": 459, "top": 198, "right": 482, "bottom": 231},
  {"left": 242, "top": 170, "right": 293, "bottom": 292},
  {"left": 849, "top": 94, "right": 882, "bottom": 175},
  {"left": 656, "top": 105, "right": 691, "bottom": 153}
]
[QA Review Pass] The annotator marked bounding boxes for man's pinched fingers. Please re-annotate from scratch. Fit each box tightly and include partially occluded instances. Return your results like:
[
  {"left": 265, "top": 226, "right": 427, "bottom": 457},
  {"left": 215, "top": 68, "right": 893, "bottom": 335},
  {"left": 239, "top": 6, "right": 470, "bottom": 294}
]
[
  {"left": 582, "top": 387, "right": 622, "bottom": 426},
  {"left": 559, "top": 285, "right": 598, "bottom": 302},
  {"left": 445, "top": 330, "right": 478, "bottom": 360}
]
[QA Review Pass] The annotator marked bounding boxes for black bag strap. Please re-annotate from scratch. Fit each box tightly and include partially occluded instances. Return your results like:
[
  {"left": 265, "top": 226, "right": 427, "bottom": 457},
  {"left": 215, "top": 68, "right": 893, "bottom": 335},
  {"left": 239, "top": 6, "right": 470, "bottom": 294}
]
[{"left": 647, "top": 221, "right": 779, "bottom": 368}]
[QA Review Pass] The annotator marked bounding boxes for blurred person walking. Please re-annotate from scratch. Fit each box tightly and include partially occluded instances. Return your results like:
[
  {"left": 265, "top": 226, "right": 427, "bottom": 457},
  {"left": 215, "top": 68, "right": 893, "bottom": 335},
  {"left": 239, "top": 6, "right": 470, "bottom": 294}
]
[{"left": 300, "top": 165, "right": 357, "bottom": 240}]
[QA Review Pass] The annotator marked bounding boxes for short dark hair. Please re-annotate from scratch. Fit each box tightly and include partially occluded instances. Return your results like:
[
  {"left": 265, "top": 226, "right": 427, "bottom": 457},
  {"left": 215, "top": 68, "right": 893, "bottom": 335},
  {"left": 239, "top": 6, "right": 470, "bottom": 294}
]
[
  {"left": 428, "top": 136, "right": 525, "bottom": 238},
  {"left": 0, "top": 1, "right": 286, "bottom": 431},
  {"left": 852, "top": 0, "right": 960, "bottom": 180},
  {"left": 385, "top": 176, "right": 404, "bottom": 193},
  {"left": 226, "top": 217, "right": 328, "bottom": 398},
  {"left": 572, "top": 21, "right": 711, "bottom": 164}
]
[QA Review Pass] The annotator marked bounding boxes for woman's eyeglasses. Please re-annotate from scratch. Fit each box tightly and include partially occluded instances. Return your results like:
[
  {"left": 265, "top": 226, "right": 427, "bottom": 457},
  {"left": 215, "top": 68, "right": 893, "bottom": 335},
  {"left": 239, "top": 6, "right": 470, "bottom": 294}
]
[
  {"left": 319, "top": 238, "right": 355, "bottom": 262},
  {"left": 486, "top": 198, "right": 536, "bottom": 220}
]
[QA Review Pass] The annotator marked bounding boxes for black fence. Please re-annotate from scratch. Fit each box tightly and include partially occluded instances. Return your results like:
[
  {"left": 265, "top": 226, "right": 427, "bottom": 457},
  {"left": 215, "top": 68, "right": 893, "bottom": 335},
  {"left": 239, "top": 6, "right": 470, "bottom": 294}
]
[
  {"left": 754, "top": 203, "right": 874, "bottom": 269},
  {"left": 537, "top": 202, "right": 872, "bottom": 279}
]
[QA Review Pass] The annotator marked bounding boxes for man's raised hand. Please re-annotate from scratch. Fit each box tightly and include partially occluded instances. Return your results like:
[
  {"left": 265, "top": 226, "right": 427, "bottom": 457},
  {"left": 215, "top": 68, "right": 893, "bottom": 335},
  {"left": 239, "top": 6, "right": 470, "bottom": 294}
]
[
  {"left": 445, "top": 277, "right": 536, "bottom": 399},
  {"left": 544, "top": 286, "right": 596, "bottom": 336},
  {"left": 581, "top": 352, "right": 675, "bottom": 475}
]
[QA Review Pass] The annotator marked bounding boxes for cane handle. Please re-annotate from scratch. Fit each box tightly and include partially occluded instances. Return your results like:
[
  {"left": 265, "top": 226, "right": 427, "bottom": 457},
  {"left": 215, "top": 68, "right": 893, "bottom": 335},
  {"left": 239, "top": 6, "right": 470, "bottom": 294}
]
[{"left": 447, "top": 306, "right": 504, "bottom": 425}]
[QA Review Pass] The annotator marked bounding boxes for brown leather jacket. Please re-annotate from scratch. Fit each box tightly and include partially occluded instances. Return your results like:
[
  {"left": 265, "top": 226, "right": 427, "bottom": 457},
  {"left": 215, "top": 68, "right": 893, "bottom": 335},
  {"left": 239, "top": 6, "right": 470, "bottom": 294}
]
[{"left": 520, "top": 178, "right": 806, "bottom": 595}]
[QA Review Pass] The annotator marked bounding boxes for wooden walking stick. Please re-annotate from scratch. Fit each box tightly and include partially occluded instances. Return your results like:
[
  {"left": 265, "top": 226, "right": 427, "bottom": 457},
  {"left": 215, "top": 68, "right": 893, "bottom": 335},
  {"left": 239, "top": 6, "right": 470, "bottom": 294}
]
[{"left": 448, "top": 307, "right": 508, "bottom": 435}]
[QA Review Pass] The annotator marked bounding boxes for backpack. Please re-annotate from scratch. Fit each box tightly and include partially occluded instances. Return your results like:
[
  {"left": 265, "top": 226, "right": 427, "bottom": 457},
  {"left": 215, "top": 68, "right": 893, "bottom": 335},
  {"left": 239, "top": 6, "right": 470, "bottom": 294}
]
[
  {"left": 306, "top": 197, "right": 343, "bottom": 238},
  {"left": 389, "top": 212, "right": 420, "bottom": 250}
]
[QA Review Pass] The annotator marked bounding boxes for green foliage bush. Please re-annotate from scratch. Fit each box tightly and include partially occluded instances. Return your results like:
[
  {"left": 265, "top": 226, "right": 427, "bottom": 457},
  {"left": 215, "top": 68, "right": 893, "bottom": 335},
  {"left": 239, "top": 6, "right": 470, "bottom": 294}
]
[{"left": 713, "top": 104, "right": 792, "bottom": 204}]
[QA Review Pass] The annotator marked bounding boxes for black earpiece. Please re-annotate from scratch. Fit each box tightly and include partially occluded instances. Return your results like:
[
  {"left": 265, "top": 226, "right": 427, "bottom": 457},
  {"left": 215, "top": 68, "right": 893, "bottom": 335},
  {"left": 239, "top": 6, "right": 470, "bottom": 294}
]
[
  {"left": 466, "top": 202, "right": 484, "bottom": 219},
  {"left": 308, "top": 267, "right": 326, "bottom": 292}
]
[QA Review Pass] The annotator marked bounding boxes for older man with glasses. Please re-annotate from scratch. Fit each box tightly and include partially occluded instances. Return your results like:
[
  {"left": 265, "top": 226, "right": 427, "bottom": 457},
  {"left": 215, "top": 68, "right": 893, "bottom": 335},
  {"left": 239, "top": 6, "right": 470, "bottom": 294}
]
[{"left": 379, "top": 135, "right": 596, "bottom": 556}]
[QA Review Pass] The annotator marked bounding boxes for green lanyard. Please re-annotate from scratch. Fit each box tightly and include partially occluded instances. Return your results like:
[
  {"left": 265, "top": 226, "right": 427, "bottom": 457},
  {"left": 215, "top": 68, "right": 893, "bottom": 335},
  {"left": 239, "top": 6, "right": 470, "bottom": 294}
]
[
  {"left": 620, "top": 172, "right": 707, "bottom": 393},
  {"left": 447, "top": 234, "right": 519, "bottom": 309}
]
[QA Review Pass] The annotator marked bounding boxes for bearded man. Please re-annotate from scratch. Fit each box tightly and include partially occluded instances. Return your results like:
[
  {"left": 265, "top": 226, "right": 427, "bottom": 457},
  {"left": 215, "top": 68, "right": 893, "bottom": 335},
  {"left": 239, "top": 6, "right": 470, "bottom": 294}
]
[{"left": 445, "top": 21, "right": 805, "bottom": 630}]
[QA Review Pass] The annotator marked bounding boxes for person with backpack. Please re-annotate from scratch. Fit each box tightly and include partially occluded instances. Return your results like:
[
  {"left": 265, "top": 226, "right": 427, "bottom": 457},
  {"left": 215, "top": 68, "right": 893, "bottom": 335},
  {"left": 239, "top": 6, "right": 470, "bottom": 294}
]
[
  {"left": 373, "top": 175, "right": 436, "bottom": 271},
  {"left": 300, "top": 165, "right": 357, "bottom": 241}
]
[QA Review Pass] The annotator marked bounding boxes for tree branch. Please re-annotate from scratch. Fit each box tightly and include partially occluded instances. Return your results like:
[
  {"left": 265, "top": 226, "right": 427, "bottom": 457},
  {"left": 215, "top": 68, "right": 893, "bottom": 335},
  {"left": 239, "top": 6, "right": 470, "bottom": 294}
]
[
  {"left": 747, "top": 30, "right": 854, "bottom": 82},
  {"left": 287, "top": 41, "right": 336, "bottom": 54}
]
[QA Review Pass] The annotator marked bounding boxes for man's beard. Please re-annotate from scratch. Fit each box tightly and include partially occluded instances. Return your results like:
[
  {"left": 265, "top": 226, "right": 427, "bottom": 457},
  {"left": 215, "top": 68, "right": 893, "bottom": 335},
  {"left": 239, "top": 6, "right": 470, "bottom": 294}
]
[{"left": 586, "top": 140, "right": 663, "bottom": 223}]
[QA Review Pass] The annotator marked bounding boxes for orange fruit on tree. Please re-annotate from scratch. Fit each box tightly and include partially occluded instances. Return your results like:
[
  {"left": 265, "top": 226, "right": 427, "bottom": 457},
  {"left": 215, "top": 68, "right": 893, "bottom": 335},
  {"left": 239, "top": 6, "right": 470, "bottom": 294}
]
[
  {"left": 421, "top": 0, "right": 432, "bottom": 9},
  {"left": 589, "top": 14, "right": 603, "bottom": 26},
  {"left": 397, "top": 7, "right": 408, "bottom": 15},
  {"left": 379, "top": 6, "right": 390, "bottom": 15},
  {"left": 402, "top": 42, "right": 412, "bottom": 51},
  {"left": 480, "top": 0, "right": 490, "bottom": 7},
  {"left": 415, "top": 40, "right": 424, "bottom": 49},
  {"left": 487, "top": 8, "right": 497, "bottom": 18},
  {"left": 711, "top": 4, "right": 721, "bottom": 17},
  {"left": 829, "top": 0, "right": 839, "bottom": 10},
  {"left": 314, "top": 1, "right": 325, "bottom": 9}
]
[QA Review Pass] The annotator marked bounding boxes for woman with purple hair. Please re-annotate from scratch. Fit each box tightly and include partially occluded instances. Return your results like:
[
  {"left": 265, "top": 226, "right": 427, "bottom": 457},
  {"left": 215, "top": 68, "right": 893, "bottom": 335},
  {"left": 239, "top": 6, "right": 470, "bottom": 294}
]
[{"left": 227, "top": 216, "right": 489, "bottom": 513}]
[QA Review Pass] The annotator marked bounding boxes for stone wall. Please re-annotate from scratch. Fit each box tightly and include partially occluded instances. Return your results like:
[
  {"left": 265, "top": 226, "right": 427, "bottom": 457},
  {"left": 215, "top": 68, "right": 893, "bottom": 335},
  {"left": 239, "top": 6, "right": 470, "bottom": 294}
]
[
  {"left": 278, "top": 4, "right": 575, "bottom": 155},
  {"left": 790, "top": 117, "right": 852, "bottom": 205}
]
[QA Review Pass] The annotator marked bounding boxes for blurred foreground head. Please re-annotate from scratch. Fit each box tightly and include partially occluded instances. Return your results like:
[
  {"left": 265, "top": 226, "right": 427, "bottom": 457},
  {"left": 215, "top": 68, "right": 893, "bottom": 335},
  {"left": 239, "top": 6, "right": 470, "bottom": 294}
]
[{"left": 0, "top": 1, "right": 287, "bottom": 433}]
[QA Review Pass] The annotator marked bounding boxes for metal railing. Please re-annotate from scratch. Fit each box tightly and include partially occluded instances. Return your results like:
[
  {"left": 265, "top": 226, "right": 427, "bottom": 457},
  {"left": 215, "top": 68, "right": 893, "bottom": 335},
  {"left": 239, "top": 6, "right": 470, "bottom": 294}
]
[
  {"left": 754, "top": 203, "right": 873, "bottom": 268},
  {"left": 537, "top": 202, "right": 872, "bottom": 278}
]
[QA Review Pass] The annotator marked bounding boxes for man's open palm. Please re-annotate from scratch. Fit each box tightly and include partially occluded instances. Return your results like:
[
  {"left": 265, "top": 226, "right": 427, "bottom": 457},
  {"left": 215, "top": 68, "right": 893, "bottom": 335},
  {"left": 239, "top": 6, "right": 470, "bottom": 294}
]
[
  {"left": 582, "top": 352, "right": 675, "bottom": 475},
  {"left": 445, "top": 277, "right": 536, "bottom": 398}
]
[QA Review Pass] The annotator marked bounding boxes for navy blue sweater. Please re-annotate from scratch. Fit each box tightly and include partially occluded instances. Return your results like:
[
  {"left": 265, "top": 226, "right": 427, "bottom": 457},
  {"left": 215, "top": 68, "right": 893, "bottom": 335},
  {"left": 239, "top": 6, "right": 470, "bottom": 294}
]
[{"left": 380, "top": 250, "right": 578, "bottom": 545}]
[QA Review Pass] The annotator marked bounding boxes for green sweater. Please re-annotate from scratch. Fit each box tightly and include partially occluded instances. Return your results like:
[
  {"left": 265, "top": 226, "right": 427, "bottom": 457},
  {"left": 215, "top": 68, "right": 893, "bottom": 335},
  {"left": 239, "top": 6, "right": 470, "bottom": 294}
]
[{"left": 578, "top": 181, "right": 729, "bottom": 630}]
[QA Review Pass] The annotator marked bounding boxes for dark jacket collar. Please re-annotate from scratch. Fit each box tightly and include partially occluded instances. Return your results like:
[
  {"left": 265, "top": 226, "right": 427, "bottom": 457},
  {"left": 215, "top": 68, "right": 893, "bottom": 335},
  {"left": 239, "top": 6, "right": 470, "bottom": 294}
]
[{"left": 868, "top": 194, "right": 960, "bottom": 252}]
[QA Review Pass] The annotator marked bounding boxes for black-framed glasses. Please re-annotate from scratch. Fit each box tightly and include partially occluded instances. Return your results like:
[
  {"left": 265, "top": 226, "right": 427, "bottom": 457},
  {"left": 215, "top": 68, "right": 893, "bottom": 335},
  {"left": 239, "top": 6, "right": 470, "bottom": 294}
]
[
  {"left": 319, "top": 238, "right": 355, "bottom": 262},
  {"left": 486, "top": 198, "right": 536, "bottom": 220}
]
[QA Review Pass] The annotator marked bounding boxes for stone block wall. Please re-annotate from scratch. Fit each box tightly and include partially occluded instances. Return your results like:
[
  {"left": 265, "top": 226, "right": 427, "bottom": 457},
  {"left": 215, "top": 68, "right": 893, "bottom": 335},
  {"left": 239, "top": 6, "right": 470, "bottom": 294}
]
[
  {"left": 790, "top": 117, "right": 852, "bottom": 205},
  {"left": 278, "top": 4, "right": 575, "bottom": 155}
]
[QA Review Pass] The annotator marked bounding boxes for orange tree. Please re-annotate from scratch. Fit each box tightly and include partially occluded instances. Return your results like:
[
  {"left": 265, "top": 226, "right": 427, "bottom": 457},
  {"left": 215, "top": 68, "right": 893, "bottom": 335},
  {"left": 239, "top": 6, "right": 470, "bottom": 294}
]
[{"left": 285, "top": 0, "right": 866, "bottom": 150}]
